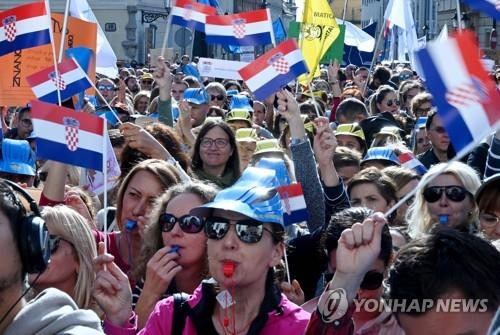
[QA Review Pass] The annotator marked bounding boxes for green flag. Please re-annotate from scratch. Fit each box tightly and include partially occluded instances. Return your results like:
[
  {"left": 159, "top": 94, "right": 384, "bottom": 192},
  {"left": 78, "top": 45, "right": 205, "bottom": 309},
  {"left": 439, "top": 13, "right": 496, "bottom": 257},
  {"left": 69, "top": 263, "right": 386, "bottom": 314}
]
[{"left": 289, "top": 21, "right": 346, "bottom": 64}]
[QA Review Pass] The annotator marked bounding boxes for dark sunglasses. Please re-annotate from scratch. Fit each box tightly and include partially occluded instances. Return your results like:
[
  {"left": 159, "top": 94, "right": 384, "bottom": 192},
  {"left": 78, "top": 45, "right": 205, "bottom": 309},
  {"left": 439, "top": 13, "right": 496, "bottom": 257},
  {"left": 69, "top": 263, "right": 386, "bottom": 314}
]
[
  {"left": 98, "top": 84, "right": 116, "bottom": 91},
  {"left": 141, "top": 80, "right": 153, "bottom": 85},
  {"left": 385, "top": 99, "right": 400, "bottom": 107},
  {"left": 422, "top": 185, "right": 471, "bottom": 203},
  {"left": 205, "top": 216, "right": 274, "bottom": 244},
  {"left": 325, "top": 270, "right": 384, "bottom": 290},
  {"left": 210, "top": 94, "right": 225, "bottom": 101},
  {"left": 159, "top": 213, "right": 204, "bottom": 234}
]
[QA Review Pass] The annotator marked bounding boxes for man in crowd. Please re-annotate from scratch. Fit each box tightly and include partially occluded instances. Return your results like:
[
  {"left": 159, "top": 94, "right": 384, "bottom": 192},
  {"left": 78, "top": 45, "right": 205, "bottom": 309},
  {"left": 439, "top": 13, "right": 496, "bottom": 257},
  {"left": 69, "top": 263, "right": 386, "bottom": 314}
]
[
  {"left": 5, "top": 107, "right": 33, "bottom": 140},
  {"left": 418, "top": 109, "right": 453, "bottom": 168}
]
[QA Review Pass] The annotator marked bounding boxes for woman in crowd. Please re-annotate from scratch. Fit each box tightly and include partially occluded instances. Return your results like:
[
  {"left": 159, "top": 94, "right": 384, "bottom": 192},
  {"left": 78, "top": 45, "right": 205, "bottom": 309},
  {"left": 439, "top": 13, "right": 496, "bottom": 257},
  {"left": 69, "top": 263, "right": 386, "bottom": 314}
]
[
  {"left": 398, "top": 80, "right": 423, "bottom": 113},
  {"left": 132, "top": 182, "right": 218, "bottom": 329},
  {"left": 410, "top": 92, "right": 433, "bottom": 119},
  {"left": 383, "top": 166, "right": 421, "bottom": 227},
  {"left": 96, "top": 167, "right": 310, "bottom": 334},
  {"left": 133, "top": 91, "right": 151, "bottom": 115},
  {"left": 348, "top": 167, "right": 398, "bottom": 216},
  {"left": 407, "top": 161, "right": 481, "bottom": 238},
  {"left": 29, "top": 205, "right": 97, "bottom": 311},
  {"left": 191, "top": 119, "right": 240, "bottom": 189},
  {"left": 474, "top": 174, "right": 500, "bottom": 241},
  {"left": 369, "top": 85, "right": 399, "bottom": 115},
  {"left": 205, "top": 82, "right": 227, "bottom": 110}
]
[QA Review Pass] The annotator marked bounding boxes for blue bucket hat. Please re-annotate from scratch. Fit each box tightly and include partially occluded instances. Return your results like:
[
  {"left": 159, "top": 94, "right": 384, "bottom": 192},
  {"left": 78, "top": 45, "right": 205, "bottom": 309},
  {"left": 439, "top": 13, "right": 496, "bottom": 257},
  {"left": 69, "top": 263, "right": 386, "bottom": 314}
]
[
  {"left": 0, "top": 139, "right": 36, "bottom": 176},
  {"left": 191, "top": 167, "right": 284, "bottom": 226},
  {"left": 229, "top": 94, "right": 253, "bottom": 112},
  {"left": 255, "top": 157, "right": 291, "bottom": 186},
  {"left": 184, "top": 88, "right": 209, "bottom": 105},
  {"left": 361, "top": 147, "right": 400, "bottom": 166}
]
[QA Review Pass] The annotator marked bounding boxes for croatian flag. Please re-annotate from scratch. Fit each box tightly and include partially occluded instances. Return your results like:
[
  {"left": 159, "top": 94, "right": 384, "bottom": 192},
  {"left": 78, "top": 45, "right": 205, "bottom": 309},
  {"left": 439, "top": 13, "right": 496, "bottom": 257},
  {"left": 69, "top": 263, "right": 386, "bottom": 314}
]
[
  {"left": 171, "top": 0, "right": 216, "bottom": 33},
  {"left": 461, "top": 0, "right": 500, "bottom": 20},
  {"left": 398, "top": 152, "right": 427, "bottom": 176},
  {"left": 0, "top": 2, "right": 51, "bottom": 58},
  {"left": 26, "top": 58, "right": 93, "bottom": 104},
  {"left": 31, "top": 100, "right": 105, "bottom": 171},
  {"left": 417, "top": 31, "right": 500, "bottom": 153},
  {"left": 205, "top": 9, "right": 274, "bottom": 46},
  {"left": 239, "top": 39, "right": 308, "bottom": 101},
  {"left": 277, "top": 183, "right": 309, "bottom": 226}
]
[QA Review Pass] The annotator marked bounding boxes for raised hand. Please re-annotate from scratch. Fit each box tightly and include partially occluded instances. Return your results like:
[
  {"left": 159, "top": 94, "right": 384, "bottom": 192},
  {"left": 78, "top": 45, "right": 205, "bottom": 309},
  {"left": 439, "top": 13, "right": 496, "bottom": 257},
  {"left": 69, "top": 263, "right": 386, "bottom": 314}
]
[
  {"left": 313, "top": 117, "right": 337, "bottom": 167},
  {"left": 93, "top": 242, "right": 132, "bottom": 327},
  {"left": 119, "top": 122, "right": 170, "bottom": 160},
  {"left": 328, "top": 59, "right": 340, "bottom": 82},
  {"left": 280, "top": 279, "right": 305, "bottom": 306},
  {"left": 276, "top": 89, "right": 306, "bottom": 140}
]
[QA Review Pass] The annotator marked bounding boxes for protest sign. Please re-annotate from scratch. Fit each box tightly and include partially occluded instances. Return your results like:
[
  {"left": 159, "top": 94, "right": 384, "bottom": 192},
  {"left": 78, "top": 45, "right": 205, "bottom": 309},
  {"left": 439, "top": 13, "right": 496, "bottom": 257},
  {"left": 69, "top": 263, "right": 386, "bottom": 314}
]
[
  {"left": 0, "top": 14, "right": 96, "bottom": 106},
  {"left": 198, "top": 57, "right": 248, "bottom": 80}
]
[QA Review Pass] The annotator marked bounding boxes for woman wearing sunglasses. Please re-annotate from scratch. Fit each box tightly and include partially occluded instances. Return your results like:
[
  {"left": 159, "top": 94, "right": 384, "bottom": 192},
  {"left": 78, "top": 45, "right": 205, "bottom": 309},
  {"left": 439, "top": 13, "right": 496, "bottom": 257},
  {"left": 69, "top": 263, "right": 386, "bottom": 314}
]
[
  {"left": 370, "top": 85, "right": 399, "bottom": 115},
  {"left": 206, "top": 82, "right": 227, "bottom": 110},
  {"left": 407, "top": 161, "right": 481, "bottom": 239},
  {"left": 28, "top": 205, "right": 98, "bottom": 311},
  {"left": 131, "top": 182, "right": 217, "bottom": 330},
  {"left": 97, "top": 167, "right": 310, "bottom": 334}
]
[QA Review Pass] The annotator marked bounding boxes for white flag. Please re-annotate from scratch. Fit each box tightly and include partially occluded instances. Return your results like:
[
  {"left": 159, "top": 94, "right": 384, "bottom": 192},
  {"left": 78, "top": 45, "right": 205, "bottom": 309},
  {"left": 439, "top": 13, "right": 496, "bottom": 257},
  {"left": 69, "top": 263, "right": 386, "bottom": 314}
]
[{"left": 70, "top": 0, "right": 118, "bottom": 78}]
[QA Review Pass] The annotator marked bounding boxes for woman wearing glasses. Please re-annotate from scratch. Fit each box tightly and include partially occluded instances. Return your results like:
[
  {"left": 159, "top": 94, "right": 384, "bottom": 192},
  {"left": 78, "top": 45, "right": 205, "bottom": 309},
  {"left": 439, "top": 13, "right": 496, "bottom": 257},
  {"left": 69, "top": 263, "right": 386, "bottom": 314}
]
[
  {"left": 131, "top": 182, "right": 217, "bottom": 330},
  {"left": 370, "top": 85, "right": 399, "bottom": 115},
  {"left": 407, "top": 161, "right": 481, "bottom": 239},
  {"left": 206, "top": 82, "right": 227, "bottom": 110},
  {"left": 475, "top": 174, "right": 500, "bottom": 241},
  {"left": 96, "top": 167, "right": 310, "bottom": 334},
  {"left": 28, "top": 205, "right": 97, "bottom": 311},
  {"left": 191, "top": 119, "right": 241, "bottom": 189}
]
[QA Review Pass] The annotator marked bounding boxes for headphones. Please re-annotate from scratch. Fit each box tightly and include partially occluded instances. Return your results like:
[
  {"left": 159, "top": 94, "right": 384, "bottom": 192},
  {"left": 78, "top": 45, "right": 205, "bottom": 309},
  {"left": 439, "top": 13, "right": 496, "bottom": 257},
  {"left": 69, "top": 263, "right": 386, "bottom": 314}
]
[{"left": 2, "top": 180, "right": 50, "bottom": 274}]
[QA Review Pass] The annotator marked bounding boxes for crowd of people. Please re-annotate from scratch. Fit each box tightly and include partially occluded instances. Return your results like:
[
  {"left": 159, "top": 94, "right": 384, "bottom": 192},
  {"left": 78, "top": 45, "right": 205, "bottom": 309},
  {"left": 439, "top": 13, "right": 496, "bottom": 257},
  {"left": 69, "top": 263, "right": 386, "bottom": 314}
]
[{"left": 0, "top": 53, "right": 499, "bottom": 334}]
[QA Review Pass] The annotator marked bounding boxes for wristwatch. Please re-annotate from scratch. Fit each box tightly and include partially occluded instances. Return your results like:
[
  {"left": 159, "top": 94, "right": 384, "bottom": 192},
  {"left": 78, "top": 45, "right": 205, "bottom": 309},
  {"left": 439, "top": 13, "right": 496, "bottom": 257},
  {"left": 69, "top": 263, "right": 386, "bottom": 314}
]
[{"left": 290, "top": 135, "right": 309, "bottom": 146}]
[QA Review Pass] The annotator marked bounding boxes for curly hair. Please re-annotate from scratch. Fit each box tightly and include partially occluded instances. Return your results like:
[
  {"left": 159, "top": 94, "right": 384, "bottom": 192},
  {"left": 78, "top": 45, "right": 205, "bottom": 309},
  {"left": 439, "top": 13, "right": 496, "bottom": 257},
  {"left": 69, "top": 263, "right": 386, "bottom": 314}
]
[{"left": 131, "top": 182, "right": 218, "bottom": 281}]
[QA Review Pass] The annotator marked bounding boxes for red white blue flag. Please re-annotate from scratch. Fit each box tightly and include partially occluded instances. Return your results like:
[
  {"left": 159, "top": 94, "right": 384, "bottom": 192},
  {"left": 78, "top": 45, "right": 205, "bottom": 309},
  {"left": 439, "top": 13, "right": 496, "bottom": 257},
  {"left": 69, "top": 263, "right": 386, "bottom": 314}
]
[
  {"left": 239, "top": 39, "right": 308, "bottom": 101},
  {"left": 398, "top": 151, "right": 427, "bottom": 176},
  {"left": 461, "top": 0, "right": 500, "bottom": 20},
  {"left": 416, "top": 31, "right": 500, "bottom": 153},
  {"left": 0, "top": 2, "right": 51, "bottom": 58},
  {"left": 277, "top": 183, "right": 308, "bottom": 226},
  {"left": 205, "top": 9, "right": 274, "bottom": 46},
  {"left": 171, "top": 0, "right": 216, "bottom": 33},
  {"left": 31, "top": 100, "right": 105, "bottom": 171},
  {"left": 26, "top": 58, "right": 92, "bottom": 104}
]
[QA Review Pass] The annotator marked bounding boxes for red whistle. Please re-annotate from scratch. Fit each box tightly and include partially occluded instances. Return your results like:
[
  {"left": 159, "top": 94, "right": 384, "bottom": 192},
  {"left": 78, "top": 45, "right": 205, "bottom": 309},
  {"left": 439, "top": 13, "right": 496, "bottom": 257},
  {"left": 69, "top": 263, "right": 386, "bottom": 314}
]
[{"left": 223, "top": 261, "right": 235, "bottom": 278}]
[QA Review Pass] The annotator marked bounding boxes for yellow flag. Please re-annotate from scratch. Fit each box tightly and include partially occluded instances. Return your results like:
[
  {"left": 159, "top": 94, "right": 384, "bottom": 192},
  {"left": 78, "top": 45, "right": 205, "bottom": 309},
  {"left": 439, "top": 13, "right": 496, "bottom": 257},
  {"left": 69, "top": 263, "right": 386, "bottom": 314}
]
[{"left": 298, "top": 0, "right": 340, "bottom": 84}]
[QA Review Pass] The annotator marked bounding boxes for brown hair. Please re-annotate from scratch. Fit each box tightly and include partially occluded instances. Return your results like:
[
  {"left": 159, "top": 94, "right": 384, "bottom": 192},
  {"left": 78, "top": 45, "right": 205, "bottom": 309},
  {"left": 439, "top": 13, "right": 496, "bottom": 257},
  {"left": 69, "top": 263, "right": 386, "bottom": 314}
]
[
  {"left": 382, "top": 166, "right": 421, "bottom": 192},
  {"left": 348, "top": 167, "right": 398, "bottom": 205}
]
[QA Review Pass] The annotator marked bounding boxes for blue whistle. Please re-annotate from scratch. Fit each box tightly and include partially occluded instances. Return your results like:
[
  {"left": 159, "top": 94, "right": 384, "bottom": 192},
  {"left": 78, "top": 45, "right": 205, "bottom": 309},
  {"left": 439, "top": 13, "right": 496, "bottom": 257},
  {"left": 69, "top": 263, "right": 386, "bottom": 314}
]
[
  {"left": 439, "top": 215, "right": 449, "bottom": 225},
  {"left": 125, "top": 219, "right": 137, "bottom": 231},
  {"left": 168, "top": 245, "right": 180, "bottom": 254}
]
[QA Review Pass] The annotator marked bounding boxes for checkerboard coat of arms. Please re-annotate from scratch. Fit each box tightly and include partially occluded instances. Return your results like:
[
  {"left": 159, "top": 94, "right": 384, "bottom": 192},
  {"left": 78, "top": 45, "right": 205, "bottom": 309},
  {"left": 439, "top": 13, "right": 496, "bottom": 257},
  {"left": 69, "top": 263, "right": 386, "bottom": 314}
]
[
  {"left": 232, "top": 18, "right": 246, "bottom": 39},
  {"left": 3, "top": 16, "right": 17, "bottom": 42},
  {"left": 269, "top": 52, "right": 290, "bottom": 75},
  {"left": 63, "top": 117, "right": 80, "bottom": 152}
]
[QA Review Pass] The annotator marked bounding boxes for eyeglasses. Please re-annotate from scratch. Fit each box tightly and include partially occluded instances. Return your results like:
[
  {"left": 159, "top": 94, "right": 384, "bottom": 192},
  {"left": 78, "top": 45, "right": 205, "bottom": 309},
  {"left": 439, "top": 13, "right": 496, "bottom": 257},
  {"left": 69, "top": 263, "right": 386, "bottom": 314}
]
[
  {"left": 49, "top": 235, "right": 73, "bottom": 255},
  {"left": 205, "top": 217, "right": 274, "bottom": 244},
  {"left": 141, "top": 80, "right": 153, "bottom": 85},
  {"left": 20, "top": 118, "right": 33, "bottom": 127},
  {"left": 200, "top": 137, "right": 229, "bottom": 149},
  {"left": 422, "top": 185, "right": 471, "bottom": 203},
  {"left": 430, "top": 126, "right": 447, "bottom": 134},
  {"left": 417, "top": 107, "right": 432, "bottom": 115},
  {"left": 159, "top": 213, "right": 204, "bottom": 233},
  {"left": 98, "top": 84, "right": 116, "bottom": 91},
  {"left": 385, "top": 99, "right": 400, "bottom": 107},
  {"left": 210, "top": 94, "right": 225, "bottom": 101},
  {"left": 479, "top": 212, "right": 500, "bottom": 226}
]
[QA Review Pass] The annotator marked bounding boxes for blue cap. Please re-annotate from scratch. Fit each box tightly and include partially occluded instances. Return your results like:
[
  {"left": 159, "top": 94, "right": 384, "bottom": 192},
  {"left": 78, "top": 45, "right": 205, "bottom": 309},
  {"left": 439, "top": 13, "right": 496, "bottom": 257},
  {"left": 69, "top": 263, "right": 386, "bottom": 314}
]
[
  {"left": 229, "top": 94, "right": 253, "bottom": 112},
  {"left": 361, "top": 147, "right": 400, "bottom": 166},
  {"left": 255, "top": 158, "right": 291, "bottom": 186},
  {"left": 191, "top": 167, "right": 284, "bottom": 226},
  {"left": 0, "top": 139, "right": 36, "bottom": 176},
  {"left": 184, "top": 88, "right": 208, "bottom": 105},
  {"left": 226, "top": 89, "right": 239, "bottom": 96},
  {"left": 415, "top": 117, "right": 427, "bottom": 129}
]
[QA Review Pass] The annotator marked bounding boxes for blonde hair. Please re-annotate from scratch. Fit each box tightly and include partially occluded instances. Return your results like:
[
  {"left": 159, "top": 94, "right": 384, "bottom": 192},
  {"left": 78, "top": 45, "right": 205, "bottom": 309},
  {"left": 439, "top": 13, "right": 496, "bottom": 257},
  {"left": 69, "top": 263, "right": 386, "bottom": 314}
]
[
  {"left": 41, "top": 205, "right": 97, "bottom": 309},
  {"left": 132, "top": 181, "right": 218, "bottom": 281},
  {"left": 407, "top": 161, "right": 481, "bottom": 239}
]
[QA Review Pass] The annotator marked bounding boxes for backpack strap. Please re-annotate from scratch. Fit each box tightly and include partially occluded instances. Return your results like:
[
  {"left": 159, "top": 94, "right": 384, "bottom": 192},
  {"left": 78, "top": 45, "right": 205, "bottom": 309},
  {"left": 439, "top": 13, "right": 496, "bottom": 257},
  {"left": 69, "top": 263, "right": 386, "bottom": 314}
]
[{"left": 172, "top": 293, "right": 190, "bottom": 335}]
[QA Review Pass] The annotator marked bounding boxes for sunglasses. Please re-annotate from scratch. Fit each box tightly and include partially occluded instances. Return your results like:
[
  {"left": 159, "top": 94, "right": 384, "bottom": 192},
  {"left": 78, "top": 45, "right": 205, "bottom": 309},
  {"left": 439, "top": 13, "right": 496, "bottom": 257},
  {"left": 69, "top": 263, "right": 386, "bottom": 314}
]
[
  {"left": 205, "top": 217, "right": 274, "bottom": 244},
  {"left": 430, "top": 126, "right": 447, "bottom": 134},
  {"left": 325, "top": 270, "right": 384, "bottom": 290},
  {"left": 98, "top": 84, "right": 116, "bottom": 91},
  {"left": 49, "top": 235, "right": 73, "bottom": 255},
  {"left": 141, "top": 80, "right": 153, "bottom": 85},
  {"left": 385, "top": 99, "right": 400, "bottom": 107},
  {"left": 210, "top": 94, "right": 225, "bottom": 101},
  {"left": 159, "top": 213, "right": 204, "bottom": 233},
  {"left": 422, "top": 185, "right": 471, "bottom": 203}
]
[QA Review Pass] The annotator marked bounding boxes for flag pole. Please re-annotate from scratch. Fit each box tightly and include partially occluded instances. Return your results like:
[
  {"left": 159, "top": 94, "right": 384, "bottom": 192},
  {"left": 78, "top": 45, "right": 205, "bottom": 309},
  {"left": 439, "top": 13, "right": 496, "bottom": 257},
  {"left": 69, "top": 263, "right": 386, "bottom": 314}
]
[
  {"left": 58, "top": 0, "right": 70, "bottom": 63},
  {"left": 70, "top": 58, "right": 123, "bottom": 125},
  {"left": 384, "top": 123, "right": 500, "bottom": 218},
  {"left": 455, "top": 0, "right": 463, "bottom": 32},
  {"left": 45, "top": 0, "right": 62, "bottom": 106},
  {"left": 341, "top": 0, "right": 349, "bottom": 22},
  {"left": 363, "top": 22, "right": 385, "bottom": 94},
  {"left": 160, "top": 10, "right": 173, "bottom": 59},
  {"left": 295, "top": 0, "right": 309, "bottom": 98},
  {"left": 102, "top": 118, "right": 108, "bottom": 259}
]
